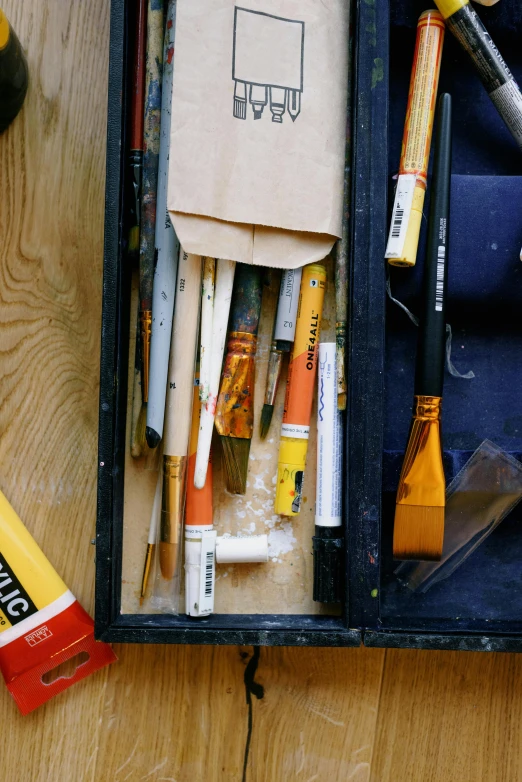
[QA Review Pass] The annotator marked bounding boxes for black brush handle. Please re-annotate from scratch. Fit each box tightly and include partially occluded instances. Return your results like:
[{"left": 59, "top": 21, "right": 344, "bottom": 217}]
[{"left": 415, "top": 93, "right": 452, "bottom": 399}]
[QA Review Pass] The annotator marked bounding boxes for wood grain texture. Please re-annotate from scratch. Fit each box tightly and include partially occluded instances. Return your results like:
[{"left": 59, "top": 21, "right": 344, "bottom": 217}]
[
  {"left": 5, "top": 4, "right": 522, "bottom": 782},
  {"left": 371, "top": 649, "right": 522, "bottom": 782}
]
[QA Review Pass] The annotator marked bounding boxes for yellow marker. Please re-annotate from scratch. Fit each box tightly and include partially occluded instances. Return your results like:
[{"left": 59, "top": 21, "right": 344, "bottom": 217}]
[
  {"left": 385, "top": 10, "right": 445, "bottom": 268},
  {"left": 275, "top": 264, "right": 327, "bottom": 516},
  {"left": 0, "top": 10, "right": 9, "bottom": 50}
]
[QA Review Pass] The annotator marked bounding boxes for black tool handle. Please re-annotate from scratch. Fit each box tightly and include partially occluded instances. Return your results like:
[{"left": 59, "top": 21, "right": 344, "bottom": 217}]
[{"left": 415, "top": 93, "right": 452, "bottom": 399}]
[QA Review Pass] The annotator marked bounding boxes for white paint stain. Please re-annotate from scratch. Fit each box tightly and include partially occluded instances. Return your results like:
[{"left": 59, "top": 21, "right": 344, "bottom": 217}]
[{"left": 268, "top": 520, "right": 296, "bottom": 558}]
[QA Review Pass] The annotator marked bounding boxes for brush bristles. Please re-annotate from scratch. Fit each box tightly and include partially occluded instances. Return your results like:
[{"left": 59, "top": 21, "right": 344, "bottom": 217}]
[
  {"left": 220, "top": 436, "right": 250, "bottom": 494},
  {"left": 393, "top": 504, "right": 444, "bottom": 561},
  {"left": 259, "top": 404, "right": 274, "bottom": 439},
  {"left": 337, "top": 392, "right": 347, "bottom": 412}
]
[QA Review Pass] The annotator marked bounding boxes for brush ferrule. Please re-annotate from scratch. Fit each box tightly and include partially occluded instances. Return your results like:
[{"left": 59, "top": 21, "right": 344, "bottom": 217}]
[
  {"left": 265, "top": 342, "right": 284, "bottom": 406},
  {"left": 159, "top": 455, "right": 187, "bottom": 579},
  {"left": 227, "top": 331, "right": 257, "bottom": 356},
  {"left": 139, "top": 309, "right": 152, "bottom": 404},
  {"left": 140, "top": 542, "right": 154, "bottom": 600},
  {"left": 396, "top": 395, "right": 445, "bottom": 507}
]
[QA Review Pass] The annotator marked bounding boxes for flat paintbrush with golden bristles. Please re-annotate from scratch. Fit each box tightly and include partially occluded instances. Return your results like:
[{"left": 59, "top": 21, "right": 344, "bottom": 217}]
[
  {"left": 393, "top": 93, "right": 452, "bottom": 561},
  {"left": 215, "top": 264, "right": 263, "bottom": 494}
]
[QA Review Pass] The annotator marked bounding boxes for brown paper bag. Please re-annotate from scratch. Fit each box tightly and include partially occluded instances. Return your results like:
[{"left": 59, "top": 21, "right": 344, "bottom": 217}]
[{"left": 168, "top": 0, "right": 349, "bottom": 269}]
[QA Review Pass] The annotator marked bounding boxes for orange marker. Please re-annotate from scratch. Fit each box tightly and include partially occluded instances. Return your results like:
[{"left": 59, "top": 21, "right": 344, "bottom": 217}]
[
  {"left": 385, "top": 10, "right": 445, "bottom": 267},
  {"left": 274, "top": 263, "right": 327, "bottom": 516},
  {"left": 185, "top": 378, "right": 215, "bottom": 616}
]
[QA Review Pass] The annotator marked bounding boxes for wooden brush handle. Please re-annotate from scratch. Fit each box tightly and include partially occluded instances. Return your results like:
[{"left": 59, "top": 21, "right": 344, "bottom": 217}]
[
  {"left": 229, "top": 264, "right": 263, "bottom": 336},
  {"left": 415, "top": 93, "right": 452, "bottom": 399},
  {"left": 164, "top": 251, "right": 202, "bottom": 456}
]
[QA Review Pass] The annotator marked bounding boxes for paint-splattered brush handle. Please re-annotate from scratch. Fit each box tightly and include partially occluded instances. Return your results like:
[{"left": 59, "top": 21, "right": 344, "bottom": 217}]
[
  {"left": 215, "top": 264, "right": 263, "bottom": 441},
  {"left": 228, "top": 263, "right": 263, "bottom": 336},
  {"left": 139, "top": 0, "right": 164, "bottom": 312}
]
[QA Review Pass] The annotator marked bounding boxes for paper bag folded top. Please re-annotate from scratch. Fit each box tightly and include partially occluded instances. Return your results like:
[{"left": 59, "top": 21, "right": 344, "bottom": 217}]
[{"left": 168, "top": 0, "right": 350, "bottom": 269}]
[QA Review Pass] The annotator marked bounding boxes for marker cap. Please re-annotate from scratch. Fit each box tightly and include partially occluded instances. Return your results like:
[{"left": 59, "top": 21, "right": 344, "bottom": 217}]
[
  {"left": 435, "top": 0, "right": 468, "bottom": 20},
  {"left": 215, "top": 534, "right": 269, "bottom": 564}
]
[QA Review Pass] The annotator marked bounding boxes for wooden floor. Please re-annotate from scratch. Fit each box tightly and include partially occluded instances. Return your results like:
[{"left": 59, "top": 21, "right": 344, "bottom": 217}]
[{"left": 2, "top": 2, "right": 522, "bottom": 780}]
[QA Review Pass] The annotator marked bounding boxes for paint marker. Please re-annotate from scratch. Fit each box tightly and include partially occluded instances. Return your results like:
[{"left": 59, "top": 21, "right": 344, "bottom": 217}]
[
  {"left": 385, "top": 10, "right": 445, "bottom": 267},
  {"left": 435, "top": 0, "right": 522, "bottom": 151},
  {"left": 275, "top": 263, "right": 327, "bottom": 516},
  {"left": 185, "top": 376, "right": 215, "bottom": 617},
  {"left": 146, "top": 0, "right": 179, "bottom": 449},
  {"left": 313, "top": 343, "right": 343, "bottom": 603},
  {"left": 0, "top": 490, "right": 116, "bottom": 714}
]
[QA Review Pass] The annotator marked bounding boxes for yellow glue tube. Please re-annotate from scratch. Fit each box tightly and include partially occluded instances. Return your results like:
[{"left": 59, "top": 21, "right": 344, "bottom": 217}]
[
  {"left": 0, "top": 491, "right": 116, "bottom": 714},
  {"left": 385, "top": 10, "right": 445, "bottom": 267},
  {"left": 275, "top": 263, "right": 327, "bottom": 516}
]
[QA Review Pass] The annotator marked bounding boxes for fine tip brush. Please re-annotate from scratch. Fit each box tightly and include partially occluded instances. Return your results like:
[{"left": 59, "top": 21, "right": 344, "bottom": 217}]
[
  {"left": 215, "top": 264, "right": 263, "bottom": 494},
  {"left": 393, "top": 92, "right": 452, "bottom": 561},
  {"left": 260, "top": 267, "right": 302, "bottom": 440}
]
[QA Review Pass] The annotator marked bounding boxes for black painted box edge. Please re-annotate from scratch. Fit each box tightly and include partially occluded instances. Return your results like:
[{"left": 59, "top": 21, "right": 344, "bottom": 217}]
[{"left": 95, "top": 0, "right": 361, "bottom": 647}]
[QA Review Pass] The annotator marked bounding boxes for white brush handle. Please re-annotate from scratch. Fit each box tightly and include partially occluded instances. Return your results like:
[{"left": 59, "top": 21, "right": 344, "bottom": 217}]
[
  {"left": 199, "top": 257, "right": 216, "bottom": 404},
  {"left": 164, "top": 250, "right": 202, "bottom": 456},
  {"left": 194, "top": 258, "right": 236, "bottom": 488}
]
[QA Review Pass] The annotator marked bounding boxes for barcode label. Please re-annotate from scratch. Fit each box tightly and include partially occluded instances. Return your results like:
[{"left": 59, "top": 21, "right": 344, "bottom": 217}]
[
  {"left": 198, "top": 530, "right": 217, "bottom": 615},
  {"left": 385, "top": 174, "right": 416, "bottom": 259},
  {"left": 391, "top": 209, "right": 404, "bottom": 238},
  {"left": 435, "top": 245, "right": 445, "bottom": 312},
  {"left": 204, "top": 550, "right": 213, "bottom": 596}
]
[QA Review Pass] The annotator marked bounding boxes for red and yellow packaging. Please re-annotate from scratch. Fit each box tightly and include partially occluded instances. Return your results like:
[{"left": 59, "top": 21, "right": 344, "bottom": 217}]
[
  {"left": 385, "top": 10, "right": 445, "bottom": 267},
  {"left": 275, "top": 263, "right": 327, "bottom": 516},
  {"left": 0, "top": 491, "right": 116, "bottom": 714}
]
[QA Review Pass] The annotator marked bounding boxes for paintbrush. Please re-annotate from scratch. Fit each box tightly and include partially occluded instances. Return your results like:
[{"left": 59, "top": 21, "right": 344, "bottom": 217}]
[
  {"left": 140, "top": 468, "right": 161, "bottom": 603},
  {"left": 199, "top": 257, "right": 216, "bottom": 406},
  {"left": 260, "top": 268, "right": 302, "bottom": 439},
  {"left": 161, "top": 250, "right": 202, "bottom": 580},
  {"left": 335, "top": 3, "right": 355, "bottom": 413},
  {"left": 139, "top": 0, "right": 164, "bottom": 406},
  {"left": 145, "top": 0, "right": 179, "bottom": 449},
  {"left": 393, "top": 93, "right": 452, "bottom": 562},
  {"left": 194, "top": 258, "right": 236, "bottom": 489},
  {"left": 127, "top": 0, "right": 147, "bottom": 258},
  {"left": 215, "top": 263, "right": 263, "bottom": 494}
]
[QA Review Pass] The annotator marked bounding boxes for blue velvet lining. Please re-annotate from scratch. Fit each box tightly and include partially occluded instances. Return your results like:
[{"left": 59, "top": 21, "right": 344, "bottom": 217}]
[{"left": 381, "top": 1, "right": 522, "bottom": 625}]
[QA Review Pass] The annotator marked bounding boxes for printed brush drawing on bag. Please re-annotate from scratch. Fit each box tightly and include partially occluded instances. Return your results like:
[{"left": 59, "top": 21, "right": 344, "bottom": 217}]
[{"left": 232, "top": 7, "right": 305, "bottom": 123}]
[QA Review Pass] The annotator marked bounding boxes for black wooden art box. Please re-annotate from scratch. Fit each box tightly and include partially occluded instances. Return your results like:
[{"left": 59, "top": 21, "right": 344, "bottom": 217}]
[{"left": 96, "top": 0, "right": 522, "bottom": 650}]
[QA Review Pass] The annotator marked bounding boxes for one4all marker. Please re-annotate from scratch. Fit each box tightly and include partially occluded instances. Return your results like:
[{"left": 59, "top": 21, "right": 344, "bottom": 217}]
[{"left": 275, "top": 263, "right": 327, "bottom": 517}]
